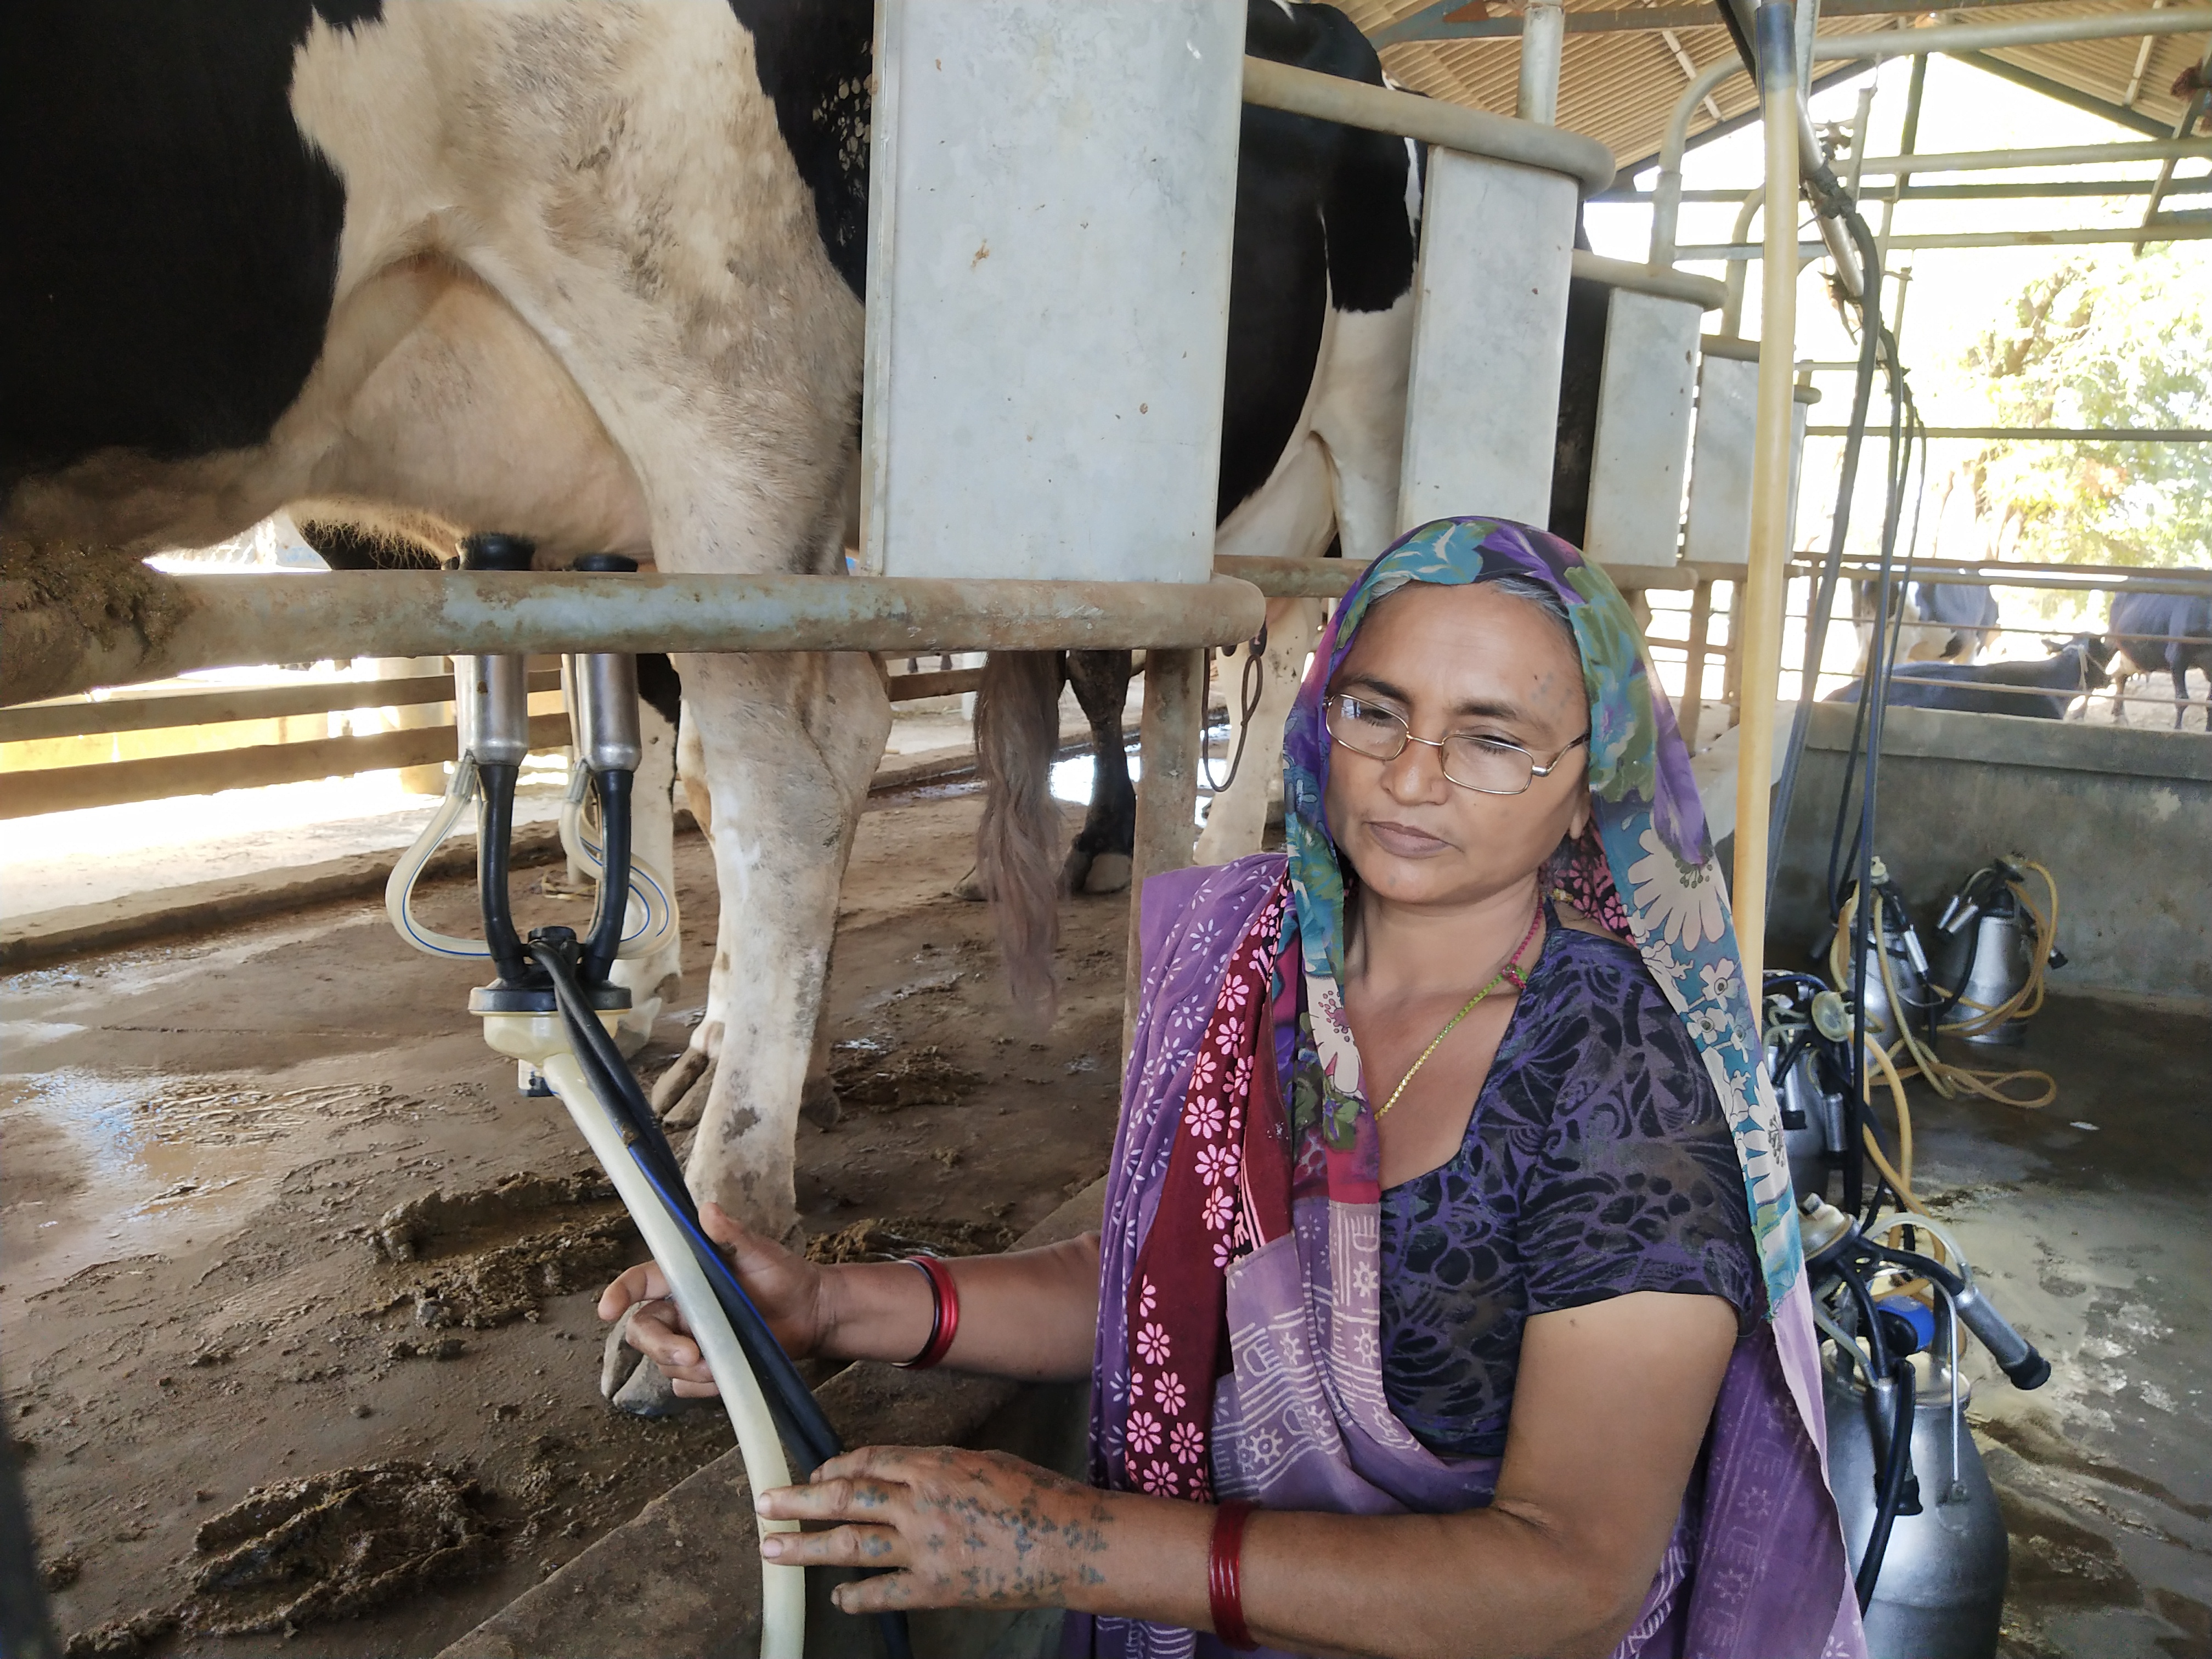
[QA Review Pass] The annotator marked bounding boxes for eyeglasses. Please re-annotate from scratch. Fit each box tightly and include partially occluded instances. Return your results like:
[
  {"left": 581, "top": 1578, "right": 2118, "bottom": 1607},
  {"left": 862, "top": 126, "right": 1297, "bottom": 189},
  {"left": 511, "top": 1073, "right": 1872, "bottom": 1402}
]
[{"left": 1323, "top": 694, "right": 1590, "bottom": 797}]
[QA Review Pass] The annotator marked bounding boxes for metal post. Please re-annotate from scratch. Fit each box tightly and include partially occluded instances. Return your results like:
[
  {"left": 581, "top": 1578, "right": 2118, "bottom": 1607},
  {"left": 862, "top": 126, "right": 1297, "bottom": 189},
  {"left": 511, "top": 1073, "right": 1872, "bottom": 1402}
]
[
  {"left": 1734, "top": 2, "right": 1803, "bottom": 1002},
  {"left": 1122, "top": 647, "right": 1206, "bottom": 1069},
  {"left": 1681, "top": 578, "right": 1715, "bottom": 748},
  {"left": 1519, "top": 0, "right": 1567, "bottom": 125}
]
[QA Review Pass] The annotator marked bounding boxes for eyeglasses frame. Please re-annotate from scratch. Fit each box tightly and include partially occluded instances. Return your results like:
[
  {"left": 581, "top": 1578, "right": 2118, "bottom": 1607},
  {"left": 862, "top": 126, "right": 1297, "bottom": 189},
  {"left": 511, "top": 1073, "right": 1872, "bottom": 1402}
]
[{"left": 1322, "top": 693, "right": 1592, "bottom": 797}]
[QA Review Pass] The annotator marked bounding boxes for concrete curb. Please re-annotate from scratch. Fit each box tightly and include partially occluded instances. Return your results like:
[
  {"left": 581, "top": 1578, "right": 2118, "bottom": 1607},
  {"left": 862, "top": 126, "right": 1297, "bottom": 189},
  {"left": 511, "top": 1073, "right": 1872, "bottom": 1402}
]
[
  {"left": 0, "top": 823, "right": 569, "bottom": 973},
  {"left": 0, "top": 724, "right": 1109, "bottom": 973},
  {"left": 438, "top": 1180, "right": 1107, "bottom": 1659}
]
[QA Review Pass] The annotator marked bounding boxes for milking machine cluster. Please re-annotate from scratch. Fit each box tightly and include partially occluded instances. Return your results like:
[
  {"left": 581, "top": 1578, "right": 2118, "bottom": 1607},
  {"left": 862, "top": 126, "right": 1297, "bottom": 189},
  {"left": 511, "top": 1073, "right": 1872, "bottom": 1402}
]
[
  {"left": 385, "top": 535, "right": 907, "bottom": 1658},
  {"left": 1762, "top": 843, "right": 2063, "bottom": 1655}
]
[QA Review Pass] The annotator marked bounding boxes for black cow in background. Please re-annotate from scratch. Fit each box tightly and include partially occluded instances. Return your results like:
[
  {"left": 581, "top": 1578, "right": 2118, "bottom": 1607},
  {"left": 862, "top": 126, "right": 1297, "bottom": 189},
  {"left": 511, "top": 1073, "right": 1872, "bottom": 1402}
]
[
  {"left": 2108, "top": 589, "right": 2212, "bottom": 732},
  {"left": 1827, "top": 633, "right": 2114, "bottom": 720}
]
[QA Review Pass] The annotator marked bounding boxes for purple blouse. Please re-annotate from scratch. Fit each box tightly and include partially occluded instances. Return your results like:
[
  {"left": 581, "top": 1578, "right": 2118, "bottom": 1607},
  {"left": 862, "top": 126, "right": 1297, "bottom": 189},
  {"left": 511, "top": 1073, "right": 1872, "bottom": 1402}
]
[{"left": 1378, "top": 913, "right": 1763, "bottom": 1459}]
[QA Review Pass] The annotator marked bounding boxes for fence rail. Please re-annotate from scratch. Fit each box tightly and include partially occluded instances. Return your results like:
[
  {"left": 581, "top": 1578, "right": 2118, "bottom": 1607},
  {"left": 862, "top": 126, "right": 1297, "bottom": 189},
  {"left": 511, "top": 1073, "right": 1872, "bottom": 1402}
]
[{"left": 1, "top": 660, "right": 1001, "bottom": 821}]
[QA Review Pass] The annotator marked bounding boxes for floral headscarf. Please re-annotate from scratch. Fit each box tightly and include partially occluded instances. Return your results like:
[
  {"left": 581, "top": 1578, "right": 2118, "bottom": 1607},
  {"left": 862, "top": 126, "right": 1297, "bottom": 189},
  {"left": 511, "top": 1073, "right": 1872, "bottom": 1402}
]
[{"left": 1281, "top": 516, "right": 1801, "bottom": 1307}]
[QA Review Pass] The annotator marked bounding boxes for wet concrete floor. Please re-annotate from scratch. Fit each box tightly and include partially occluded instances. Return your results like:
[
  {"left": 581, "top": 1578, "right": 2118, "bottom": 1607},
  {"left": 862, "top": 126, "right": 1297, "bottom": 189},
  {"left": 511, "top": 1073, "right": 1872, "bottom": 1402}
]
[{"left": 1890, "top": 993, "right": 2211, "bottom": 1658}]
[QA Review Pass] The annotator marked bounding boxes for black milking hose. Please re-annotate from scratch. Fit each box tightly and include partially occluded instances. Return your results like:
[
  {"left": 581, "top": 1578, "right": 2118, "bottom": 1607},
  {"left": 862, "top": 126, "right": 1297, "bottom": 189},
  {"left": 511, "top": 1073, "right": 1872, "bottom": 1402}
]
[
  {"left": 475, "top": 760, "right": 532, "bottom": 985},
  {"left": 1855, "top": 1356, "right": 1917, "bottom": 1611},
  {"left": 580, "top": 766, "right": 634, "bottom": 985}
]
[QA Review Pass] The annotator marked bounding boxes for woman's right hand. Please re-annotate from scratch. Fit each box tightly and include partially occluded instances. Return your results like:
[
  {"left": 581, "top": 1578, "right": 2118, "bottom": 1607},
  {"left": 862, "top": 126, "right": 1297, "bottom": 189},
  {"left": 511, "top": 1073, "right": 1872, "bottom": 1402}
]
[{"left": 597, "top": 1201, "right": 831, "bottom": 1397}]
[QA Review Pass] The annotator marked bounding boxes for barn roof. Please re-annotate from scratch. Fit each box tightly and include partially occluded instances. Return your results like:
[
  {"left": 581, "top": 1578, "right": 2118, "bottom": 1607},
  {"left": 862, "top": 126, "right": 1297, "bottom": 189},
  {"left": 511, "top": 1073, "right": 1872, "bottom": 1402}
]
[{"left": 1336, "top": 0, "right": 2210, "bottom": 174}]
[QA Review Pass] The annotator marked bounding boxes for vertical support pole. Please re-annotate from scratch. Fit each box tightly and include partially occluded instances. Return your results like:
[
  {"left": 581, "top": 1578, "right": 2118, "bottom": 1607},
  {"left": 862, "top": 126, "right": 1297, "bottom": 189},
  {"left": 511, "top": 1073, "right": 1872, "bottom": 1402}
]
[
  {"left": 1122, "top": 647, "right": 1206, "bottom": 1069},
  {"left": 1519, "top": 0, "right": 1566, "bottom": 125},
  {"left": 1720, "top": 582, "right": 1744, "bottom": 724},
  {"left": 1733, "top": 2, "right": 1801, "bottom": 1005},
  {"left": 1681, "top": 578, "right": 1714, "bottom": 749}
]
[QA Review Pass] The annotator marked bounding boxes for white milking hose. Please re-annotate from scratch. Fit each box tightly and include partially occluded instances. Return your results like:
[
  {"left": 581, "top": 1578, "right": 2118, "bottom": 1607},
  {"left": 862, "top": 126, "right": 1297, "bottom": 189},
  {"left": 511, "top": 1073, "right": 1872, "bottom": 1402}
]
[
  {"left": 387, "top": 759, "right": 492, "bottom": 960},
  {"left": 540, "top": 1052, "right": 805, "bottom": 1651},
  {"left": 558, "top": 770, "right": 677, "bottom": 958}
]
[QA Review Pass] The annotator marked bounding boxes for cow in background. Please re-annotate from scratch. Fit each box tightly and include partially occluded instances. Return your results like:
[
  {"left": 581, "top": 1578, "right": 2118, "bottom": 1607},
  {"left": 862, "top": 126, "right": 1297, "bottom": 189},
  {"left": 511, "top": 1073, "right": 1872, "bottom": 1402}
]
[
  {"left": 2109, "top": 589, "right": 2212, "bottom": 732},
  {"left": 1828, "top": 633, "right": 2114, "bottom": 720},
  {"left": 1853, "top": 578, "right": 2002, "bottom": 670}
]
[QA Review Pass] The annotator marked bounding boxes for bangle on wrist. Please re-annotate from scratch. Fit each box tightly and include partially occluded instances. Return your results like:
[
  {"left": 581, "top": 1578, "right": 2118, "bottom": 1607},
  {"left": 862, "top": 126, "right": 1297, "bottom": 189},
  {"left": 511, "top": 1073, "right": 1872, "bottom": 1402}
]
[
  {"left": 1208, "top": 1499, "right": 1259, "bottom": 1651},
  {"left": 893, "top": 1254, "right": 960, "bottom": 1369}
]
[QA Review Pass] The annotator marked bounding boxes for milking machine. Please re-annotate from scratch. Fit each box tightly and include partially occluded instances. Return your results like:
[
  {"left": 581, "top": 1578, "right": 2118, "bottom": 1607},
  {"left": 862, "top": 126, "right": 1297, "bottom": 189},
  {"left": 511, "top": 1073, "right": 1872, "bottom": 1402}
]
[
  {"left": 1800, "top": 1193, "right": 2046, "bottom": 1659},
  {"left": 385, "top": 536, "right": 909, "bottom": 1658}
]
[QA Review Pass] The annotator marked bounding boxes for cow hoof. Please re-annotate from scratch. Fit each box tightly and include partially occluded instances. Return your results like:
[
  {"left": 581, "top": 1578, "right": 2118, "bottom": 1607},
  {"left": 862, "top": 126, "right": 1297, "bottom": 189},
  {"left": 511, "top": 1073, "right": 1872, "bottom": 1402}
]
[
  {"left": 1080, "top": 853, "right": 1132, "bottom": 895},
  {"left": 612, "top": 1359, "right": 691, "bottom": 1417},
  {"left": 799, "top": 1074, "right": 843, "bottom": 1131},
  {"left": 613, "top": 996, "right": 662, "bottom": 1059},
  {"left": 599, "top": 1307, "right": 693, "bottom": 1418},
  {"left": 951, "top": 864, "right": 988, "bottom": 902},
  {"left": 652, "top": 1048, "right": 713, "bottom": 1127}
]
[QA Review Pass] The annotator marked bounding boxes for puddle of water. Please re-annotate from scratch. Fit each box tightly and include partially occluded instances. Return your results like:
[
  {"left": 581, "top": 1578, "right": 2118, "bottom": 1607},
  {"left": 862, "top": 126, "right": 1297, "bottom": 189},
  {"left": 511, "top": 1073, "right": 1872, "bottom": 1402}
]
[{"left": 0, "top": 1070, "right": 416, "bottom": 1306}]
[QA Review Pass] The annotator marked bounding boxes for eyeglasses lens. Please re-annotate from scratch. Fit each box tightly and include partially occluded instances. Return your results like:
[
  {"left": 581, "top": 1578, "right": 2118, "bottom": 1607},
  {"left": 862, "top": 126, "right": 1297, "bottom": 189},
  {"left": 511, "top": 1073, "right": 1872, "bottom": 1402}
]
[{"left": 1324, "top": 698, "right": 1536, "bottom": 795}]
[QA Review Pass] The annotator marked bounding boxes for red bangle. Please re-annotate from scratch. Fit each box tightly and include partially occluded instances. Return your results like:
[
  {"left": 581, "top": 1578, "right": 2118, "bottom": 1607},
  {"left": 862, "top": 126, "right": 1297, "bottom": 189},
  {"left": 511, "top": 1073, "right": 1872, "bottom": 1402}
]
[
  {"left": 1207, "top": 1499, "right": 1259, "bottom": 1651},
  {"left": 893, "top": 1254, "right": 960, "bottom": 1369}
]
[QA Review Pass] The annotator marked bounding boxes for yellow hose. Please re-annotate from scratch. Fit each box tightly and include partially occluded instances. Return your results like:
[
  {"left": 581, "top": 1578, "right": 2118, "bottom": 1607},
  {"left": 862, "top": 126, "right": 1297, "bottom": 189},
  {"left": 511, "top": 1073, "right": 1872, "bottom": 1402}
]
[{"left": 1828, "top": 868, "right": 2057, "bottom": 1111}]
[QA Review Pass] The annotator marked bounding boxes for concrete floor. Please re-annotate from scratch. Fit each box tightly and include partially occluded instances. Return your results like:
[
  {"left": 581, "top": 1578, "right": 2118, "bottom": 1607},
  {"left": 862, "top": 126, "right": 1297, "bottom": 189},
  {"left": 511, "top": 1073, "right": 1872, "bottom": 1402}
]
[{"left": 1887, "top": 992, "right": 2212, "bottom": 1658}]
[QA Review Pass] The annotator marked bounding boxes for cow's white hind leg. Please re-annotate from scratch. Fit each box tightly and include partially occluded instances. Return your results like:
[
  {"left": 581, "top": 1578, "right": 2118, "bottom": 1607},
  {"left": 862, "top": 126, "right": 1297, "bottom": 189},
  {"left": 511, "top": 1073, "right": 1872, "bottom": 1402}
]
[
  {"left": 678, "top": 650, "right": 889, "bottom": 1240},
  {"left": 610, "top": 696, "right": 682, "bottom": 1055},
  {"left": 1195, "top": 598, "right": 1323, "bottom": 863}
]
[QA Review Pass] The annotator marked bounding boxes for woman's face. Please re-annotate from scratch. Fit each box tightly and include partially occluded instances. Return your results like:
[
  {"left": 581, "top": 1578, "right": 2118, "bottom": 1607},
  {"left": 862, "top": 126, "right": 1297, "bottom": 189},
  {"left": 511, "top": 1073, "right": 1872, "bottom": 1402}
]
[{"left": 1322, "top": 582, "right": 1592, "bottom": 912}]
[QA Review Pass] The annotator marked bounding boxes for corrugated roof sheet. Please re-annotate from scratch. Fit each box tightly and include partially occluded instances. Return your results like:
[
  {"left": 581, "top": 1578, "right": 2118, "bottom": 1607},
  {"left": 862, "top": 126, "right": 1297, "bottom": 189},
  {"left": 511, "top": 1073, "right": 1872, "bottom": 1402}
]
[{"left": 1335, "top": 0, "right": 2208, "bottom": 173}]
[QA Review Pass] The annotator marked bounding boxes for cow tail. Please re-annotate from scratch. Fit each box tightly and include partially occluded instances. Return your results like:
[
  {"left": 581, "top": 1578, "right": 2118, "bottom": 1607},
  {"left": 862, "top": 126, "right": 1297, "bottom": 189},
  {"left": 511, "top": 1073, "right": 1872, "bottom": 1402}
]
[{"left": 974, "top": 651, "right": 1065, "bottom": 1022}]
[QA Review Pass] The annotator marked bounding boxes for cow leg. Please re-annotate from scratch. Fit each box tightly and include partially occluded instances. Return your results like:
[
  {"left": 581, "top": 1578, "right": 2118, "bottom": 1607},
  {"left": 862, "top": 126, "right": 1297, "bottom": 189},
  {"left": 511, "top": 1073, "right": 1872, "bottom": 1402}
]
[
  {"left": 607, "top": 687, "right": 684, "bottom": 1054},
  {"left": 675, "top": 648, "right": 888, "bottom": 1239},
  {"left": 1062, "top": 649, "right": 1136, "bottom": 895},
  {"left": 2175, "top": 656, "right": 2191, "bottom": 732},
  {"left": 1194, "top": 597, "right": 1322, "bottom": 863}
]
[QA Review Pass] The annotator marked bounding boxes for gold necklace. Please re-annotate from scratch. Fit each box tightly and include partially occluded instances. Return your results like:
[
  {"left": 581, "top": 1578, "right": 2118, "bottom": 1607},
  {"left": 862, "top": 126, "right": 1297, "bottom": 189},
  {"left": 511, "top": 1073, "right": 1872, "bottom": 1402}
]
[{"left": 1375, "top": 908, "right": 1544, "bottom": 1118}]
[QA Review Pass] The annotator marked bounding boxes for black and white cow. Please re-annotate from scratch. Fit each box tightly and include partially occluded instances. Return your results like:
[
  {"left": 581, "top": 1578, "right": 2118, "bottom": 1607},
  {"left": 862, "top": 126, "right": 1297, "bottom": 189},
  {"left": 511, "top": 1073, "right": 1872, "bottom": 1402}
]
[
  {"left": 6, "top": 0, "right": 885, "bottom": 1243},
  {"left": 1852, "top": 578, "right": 2002, "bottom": 670},
  {"left": 1826, "top": 633, "right": 2114, "bottom": 720},
  {"left": 2108, "top": 589, "right": 2212, "bottom": 732}
]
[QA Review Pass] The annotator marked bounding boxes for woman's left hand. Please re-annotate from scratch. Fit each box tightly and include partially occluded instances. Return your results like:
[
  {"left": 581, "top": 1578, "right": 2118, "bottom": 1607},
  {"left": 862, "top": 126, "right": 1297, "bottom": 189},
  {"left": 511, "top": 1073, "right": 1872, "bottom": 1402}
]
[{"left": 755, "top": 1445, "right": 1122, "bottom": 1614}]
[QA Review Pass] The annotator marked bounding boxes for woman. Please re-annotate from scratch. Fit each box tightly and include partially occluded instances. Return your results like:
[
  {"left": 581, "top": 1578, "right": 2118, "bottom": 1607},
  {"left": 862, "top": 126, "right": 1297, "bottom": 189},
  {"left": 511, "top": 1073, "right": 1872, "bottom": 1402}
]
[{"left": 603, "top": 517, "right": 1865, "bottom": 1658}]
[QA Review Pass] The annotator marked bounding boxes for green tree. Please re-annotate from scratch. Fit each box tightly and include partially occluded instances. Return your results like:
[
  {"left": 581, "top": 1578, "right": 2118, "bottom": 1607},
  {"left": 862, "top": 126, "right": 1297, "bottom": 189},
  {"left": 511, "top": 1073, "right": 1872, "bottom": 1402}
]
[{"left": 1953, "top": 246, "right": 2211, "bottom": 569}]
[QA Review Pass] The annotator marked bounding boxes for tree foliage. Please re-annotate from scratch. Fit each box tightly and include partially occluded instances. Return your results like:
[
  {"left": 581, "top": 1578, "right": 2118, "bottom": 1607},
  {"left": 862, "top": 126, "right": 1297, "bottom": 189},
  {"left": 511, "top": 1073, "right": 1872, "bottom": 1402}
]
[{"left": 1951, "top": 247, "right": 2211, "bottom": 568}]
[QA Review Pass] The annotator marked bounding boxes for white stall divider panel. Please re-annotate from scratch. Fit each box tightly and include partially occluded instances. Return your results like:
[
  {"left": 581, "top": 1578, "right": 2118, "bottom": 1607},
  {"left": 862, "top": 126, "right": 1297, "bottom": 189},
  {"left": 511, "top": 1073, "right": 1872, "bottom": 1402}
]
[
  {"left": 1683, "top": 351, "right": 1758, "bottom": 567},
  {"left": 860, "top": 1, "right": 1243, "bottom": 583},
  {"left": 1583, "top": 289, "right": 1701, "bottom": 566},
  {"left": 1397, "top": 151, "right": 1576, "bottom": 533}
]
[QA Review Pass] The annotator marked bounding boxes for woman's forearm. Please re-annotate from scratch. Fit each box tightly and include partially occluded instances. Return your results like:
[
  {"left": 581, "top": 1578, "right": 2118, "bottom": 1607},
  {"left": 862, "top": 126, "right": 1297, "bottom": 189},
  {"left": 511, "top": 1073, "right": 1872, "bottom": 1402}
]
[
  {"left": 818, "top": 1233, "right": 1102, "bottom": 1381},
  {"left": 1079, "top": 1498, "right": 1645, "bottom": 1659}
]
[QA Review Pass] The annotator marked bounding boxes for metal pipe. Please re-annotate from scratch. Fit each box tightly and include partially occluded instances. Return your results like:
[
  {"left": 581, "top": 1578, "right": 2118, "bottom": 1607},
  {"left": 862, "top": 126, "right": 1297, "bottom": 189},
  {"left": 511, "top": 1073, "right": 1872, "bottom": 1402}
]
[
  {"left": 1374, "top": 0, "right": 2118, "bottom": 44},
  {"left": 1852, "top": 136, "right": 2212, "bottom": 174},
  {"left": 1602, "top": 175, "right": 2212, "bottom": 202},
  {"left": 1722, "top": 186, "right": 1768, "bottom": 336},
  {"left": 1519, "top": 0, "right": 1567, "bottom": 124},
  {"left": 1735, "top": 0, "right": 1803, "bottom": 1002},
  {"left": 1681, "top": 219, "right": 2212, "bottom": 255},
  {"left": 1804, "top": 424, "right": 2212, "bottom": 439},
  {"left": 1122, "top": 647, "right": 1207, "bottom": 1070},
  {"left": 1571, "top": 249, "right": 1729, "bottom": 308},
  {"left": 1809, "top": 6, "right": 2212, "bottom": 58},
  {"left": 1242, "top": 55, "right": 1616, "bottom": 191},
  {"left": 1843, "top": 82, "right": 1878, "bottom": 200},
  {"left": 1651, "top": 58, "right": 1746, "bottom": 265},
  {"left": 1, "top": 572, "right": 1268, "bottom": 707}
]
